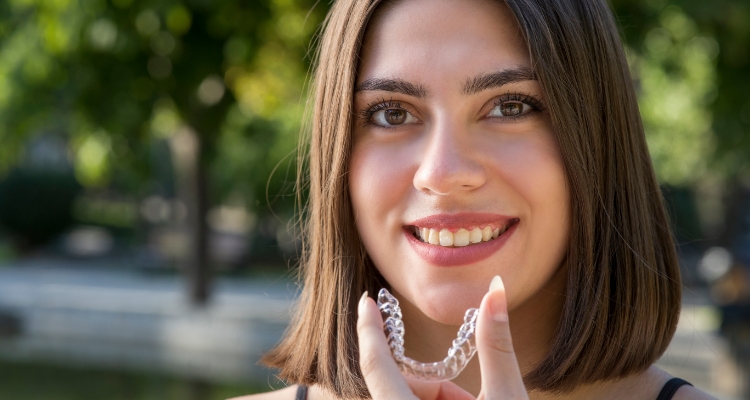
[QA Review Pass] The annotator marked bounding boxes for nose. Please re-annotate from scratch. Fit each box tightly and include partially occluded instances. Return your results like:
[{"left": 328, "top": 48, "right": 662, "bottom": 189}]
[{"left": 413, "top": 121, "right": 486, "bottom": 195}]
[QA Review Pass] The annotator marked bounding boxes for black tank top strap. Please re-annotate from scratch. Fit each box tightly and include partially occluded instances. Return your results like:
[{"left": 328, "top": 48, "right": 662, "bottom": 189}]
[
  {"left": 656, "top": 378, "right": 692, "bottom": 400},
  {"left": 295, "top": 384, "right": 308, "bottom": 400}
]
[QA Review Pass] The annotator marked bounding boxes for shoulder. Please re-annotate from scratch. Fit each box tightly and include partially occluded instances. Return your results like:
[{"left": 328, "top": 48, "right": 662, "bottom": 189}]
[
  {"left": 646, "top": 366, "right": 717, "bottom": 400},
  {"left": 227, "top": 384, "right": 298, "bottom": 400},
  {"left": 672, "top": 384, "right": 718, "bottom": 400},
  {"left": 608, "top": 366, "right": 717, "bottom": 400}
]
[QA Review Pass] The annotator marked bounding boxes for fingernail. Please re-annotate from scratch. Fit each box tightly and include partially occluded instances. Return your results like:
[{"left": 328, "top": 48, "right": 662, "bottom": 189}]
[
  {"left": 488, "top": 275, "right": 508, "bottom": 322},
  {"left": 489, "top": 275, "right": 504, "bottom": 293},
  {"left": 358, "top": 291, "right": 369, "bottom": 314}
]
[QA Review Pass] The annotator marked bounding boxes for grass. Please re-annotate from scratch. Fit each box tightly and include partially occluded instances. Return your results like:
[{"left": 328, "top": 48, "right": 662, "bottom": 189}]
[
  {"left": 0, "top": 360, "right": 271, "bottom": 400},
  {"left": 0, "top": 240, "right": 15, "bottom": 264}
]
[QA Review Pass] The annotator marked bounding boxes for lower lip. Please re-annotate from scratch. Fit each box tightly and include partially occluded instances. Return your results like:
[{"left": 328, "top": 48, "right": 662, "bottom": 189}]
[{"left": 404, "top": 222, "right": 518, "bottom": 267}]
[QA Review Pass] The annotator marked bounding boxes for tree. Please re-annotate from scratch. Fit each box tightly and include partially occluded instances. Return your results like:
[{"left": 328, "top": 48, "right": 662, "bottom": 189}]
[
  {"left": 611, "top": 0, "right": 750, "bottom": 244},
  {"left": 0, "top": 0, "right": 327, "bottom": 304}
]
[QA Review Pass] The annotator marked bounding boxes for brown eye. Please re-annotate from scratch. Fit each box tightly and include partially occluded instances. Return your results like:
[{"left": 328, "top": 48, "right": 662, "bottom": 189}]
[
  {"left": 385, "top": 109, "right": 407, "bottom": 125},
  {"left": 487, "top": 99, "right": 533, "bottom": 119},
  {"left": 500, "top": 102, "right": 523, "bottom": 116},
  {"left": 371, "top": 107, "right": 418, "bottom": 127}
]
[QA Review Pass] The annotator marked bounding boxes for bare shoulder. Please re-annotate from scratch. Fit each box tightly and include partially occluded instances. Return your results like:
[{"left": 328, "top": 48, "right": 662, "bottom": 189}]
[
  {"left": 606, "top": 366, "right": 717, "bottom": 400},
  {"left": 227, "top": 384, "right": 298, "bottom": 400},
  {"left": 673, "top": 385, "right": 718, "bottom": 400}
]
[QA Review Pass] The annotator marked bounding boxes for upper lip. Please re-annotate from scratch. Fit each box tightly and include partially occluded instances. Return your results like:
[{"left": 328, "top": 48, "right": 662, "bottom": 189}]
[{"left": 406, "top": 212, "right": 518, "bottom": 231}]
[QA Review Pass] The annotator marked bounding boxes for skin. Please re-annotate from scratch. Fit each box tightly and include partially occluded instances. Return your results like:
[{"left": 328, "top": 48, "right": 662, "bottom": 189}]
[{"left": 234, "top": 0, "right": 715, "bottom": 399}]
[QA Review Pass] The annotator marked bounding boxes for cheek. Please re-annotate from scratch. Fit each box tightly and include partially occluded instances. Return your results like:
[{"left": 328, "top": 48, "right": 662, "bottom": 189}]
[
  {"left": 494, "top": 138, "right": 568, "bottom": 209},
  {"left": 348, "top": 142, "right": 415, "bottom": 236},
  {"left": 484, "top": 132, "right": 570, "bottom": 290}
]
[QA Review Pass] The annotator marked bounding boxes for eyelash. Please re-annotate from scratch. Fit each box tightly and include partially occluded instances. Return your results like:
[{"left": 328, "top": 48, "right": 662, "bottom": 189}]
[
  {"left": 358, "top": 93, "right": 546, "bottom": 128},
  {"left": 359, "top": 97, "right": 404, "bottom": 128},
  {"left": 490, "top": 92, "right": 546, "bottom": 121}
]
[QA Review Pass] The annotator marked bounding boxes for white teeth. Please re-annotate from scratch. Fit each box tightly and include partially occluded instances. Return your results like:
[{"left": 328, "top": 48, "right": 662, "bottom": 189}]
[
  {"left": 453, "top": 229, "right": 470, "bottom": 247},
  {"left": 481, "top": 226, "right": 492, "bottom": 241},
  {"left": 415, "top": 223, "right": 512, "bottom": 247},
  {"left": 428, "top": 229, "right": 440, "bottom": 245},
  {"left": 439, "top": 229, "right": 453, "bottom": 246},
  {"left": 469, "top": 227, "right": 482, "bottom": 243}
]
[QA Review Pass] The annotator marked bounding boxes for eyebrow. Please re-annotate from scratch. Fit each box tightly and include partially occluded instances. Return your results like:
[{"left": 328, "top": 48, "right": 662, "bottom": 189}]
[
  {"left": 354, "top": 78, "right": 428, "bottom": 99},
  {"left": 462, "top": 66, "right": 536, "bottom": 95},
  {"left": 354, "top": 66, "right": 536, "bottom": 99}
]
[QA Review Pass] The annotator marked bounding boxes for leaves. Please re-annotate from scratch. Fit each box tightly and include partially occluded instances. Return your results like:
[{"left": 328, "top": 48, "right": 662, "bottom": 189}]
[{"left": 0, "top": 0, "right": 327, "bottom": 215}]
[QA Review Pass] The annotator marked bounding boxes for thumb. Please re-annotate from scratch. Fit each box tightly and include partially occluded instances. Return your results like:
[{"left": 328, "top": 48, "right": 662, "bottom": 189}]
[
  {"left": 357, "top": 292, "right": 418, "bottom": 400},
  {"left": 476, "top": 276, "right": 528, "bottom": 400}
]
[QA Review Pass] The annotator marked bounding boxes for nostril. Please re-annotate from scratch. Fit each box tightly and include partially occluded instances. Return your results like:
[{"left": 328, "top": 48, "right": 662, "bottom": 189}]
[{"left": 412, "top": 155, "right": 487, "bottom": 195}]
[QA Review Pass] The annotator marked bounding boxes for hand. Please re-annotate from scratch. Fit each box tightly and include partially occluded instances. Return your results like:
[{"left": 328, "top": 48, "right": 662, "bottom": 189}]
[{"left": 356, "top": 276, "right": 529, "bottom": 400}]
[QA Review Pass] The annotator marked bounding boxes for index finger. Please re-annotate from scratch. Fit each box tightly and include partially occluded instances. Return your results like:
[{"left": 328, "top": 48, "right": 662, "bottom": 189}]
[{"left": 357, "top": 292, "right": 419, "bottom": 400}]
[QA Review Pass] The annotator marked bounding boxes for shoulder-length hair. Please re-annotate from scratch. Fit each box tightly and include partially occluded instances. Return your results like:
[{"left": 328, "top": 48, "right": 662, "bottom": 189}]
[{"left": 262, "top": 0, "right": 682, "bottom": 397}]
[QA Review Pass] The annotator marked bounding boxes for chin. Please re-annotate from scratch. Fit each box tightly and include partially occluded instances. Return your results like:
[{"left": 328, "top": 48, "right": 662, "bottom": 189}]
[
  {"left": 422, "top": 304, "right": 473, "bottom": 326},
  {"left": 406, "top": 283, "right": 486, "bottom": 326}
]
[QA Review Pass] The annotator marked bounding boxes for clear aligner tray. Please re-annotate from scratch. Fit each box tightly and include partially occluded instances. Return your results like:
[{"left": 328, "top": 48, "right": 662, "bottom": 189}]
[{"left": 377, "top": 288, "right": 479, "bottom": 381}]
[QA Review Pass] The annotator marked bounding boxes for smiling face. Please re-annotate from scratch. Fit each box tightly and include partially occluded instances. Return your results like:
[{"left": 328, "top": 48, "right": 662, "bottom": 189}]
[{"left": 349, "top": 0, "right": 571, "bottom": 325}]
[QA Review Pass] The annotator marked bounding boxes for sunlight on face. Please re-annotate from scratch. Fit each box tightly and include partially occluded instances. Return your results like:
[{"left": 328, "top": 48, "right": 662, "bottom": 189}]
[{"left": 349, "top": 0, "right": 571, "bottom": 325}]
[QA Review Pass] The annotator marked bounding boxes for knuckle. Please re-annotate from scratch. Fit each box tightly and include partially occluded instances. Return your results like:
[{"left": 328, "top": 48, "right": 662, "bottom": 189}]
[
  {"left": 487, "top": 332, "right": 515, "bottom": 354},
  {"left": 358, "top": 350, "right": 380, "bottom": 377},
  {"left": 357, "top": 316, "right": 375, "bottom": 338}
]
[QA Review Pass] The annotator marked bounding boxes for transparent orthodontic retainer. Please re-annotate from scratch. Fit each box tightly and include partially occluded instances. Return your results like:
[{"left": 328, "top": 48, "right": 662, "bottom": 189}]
[{"left": 377, "top": 288, "right": 479, "bottom": 382}]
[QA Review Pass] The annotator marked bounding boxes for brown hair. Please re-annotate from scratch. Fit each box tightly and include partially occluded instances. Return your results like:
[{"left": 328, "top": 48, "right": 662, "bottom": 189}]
[{"left": 261, "top": 0, "right": 681, "bottom": 397}]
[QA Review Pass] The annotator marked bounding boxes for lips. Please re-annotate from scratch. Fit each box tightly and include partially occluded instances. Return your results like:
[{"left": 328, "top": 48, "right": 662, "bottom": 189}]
[{"left": 404, "top": 213, "right": 519, "bottom": 266}]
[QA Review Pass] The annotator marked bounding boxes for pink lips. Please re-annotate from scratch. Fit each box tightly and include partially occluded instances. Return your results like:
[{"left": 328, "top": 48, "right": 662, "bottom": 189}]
[{"left": 404, "top": 213, "right": 519, "bottom": 267}]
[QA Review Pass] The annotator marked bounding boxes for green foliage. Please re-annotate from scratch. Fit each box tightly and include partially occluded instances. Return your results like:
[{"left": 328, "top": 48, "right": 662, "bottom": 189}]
[
  {"left": 0, "top": 0, "right": 327, "bottom": 217},
  {"left": 627, "top": 5, "right": 719, "bottom": 185},
  {"left": 0, "top": 360, "right": 268, "bottom": 400},
  {"left": 612, "top": 0, "right": 750, "bottom": 184}
]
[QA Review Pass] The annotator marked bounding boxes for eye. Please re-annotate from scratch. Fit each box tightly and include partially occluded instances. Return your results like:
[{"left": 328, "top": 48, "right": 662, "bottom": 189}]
[
  {"left": 487, "top": 100, "right": 533, "bottom": 118},
  {"left": 371, "top": 108, "right": 418, "bottom": 127}
]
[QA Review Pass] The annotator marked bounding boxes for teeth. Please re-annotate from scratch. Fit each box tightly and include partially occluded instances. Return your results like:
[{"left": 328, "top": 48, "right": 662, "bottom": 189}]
[
  {"left": 415, "top": 224, "right": 512, "bottom": 247},
  {"left": 453, "top": 229, "right": 470, "bottom": 247},
  {"left": 481, "top": 226, "right": 492, "bottom": 241},
  {"left": 428, "top": 229, "right": 440, "bottom": 245},
  {"left": 469, "top": 227, "right": 482, "bottom": 243},
  {"left": 439, "top": 229, "right": 453, "bottom": 246}
]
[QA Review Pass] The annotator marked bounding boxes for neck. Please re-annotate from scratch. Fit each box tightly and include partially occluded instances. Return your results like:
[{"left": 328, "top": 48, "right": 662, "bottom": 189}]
[{"left": 397, "top": 267, "right": 568, "bottom": 397}]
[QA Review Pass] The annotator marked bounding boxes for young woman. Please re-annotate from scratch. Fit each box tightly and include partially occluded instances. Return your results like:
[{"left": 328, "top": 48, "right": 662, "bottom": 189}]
[{"left": 235, "top": 0, "right": 715, "bottom": 399}]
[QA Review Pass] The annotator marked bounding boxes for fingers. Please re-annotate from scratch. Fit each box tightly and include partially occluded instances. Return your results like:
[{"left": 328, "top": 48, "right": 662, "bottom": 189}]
[
  {"left": 476, "top": 276, "right": 529, "bottom": 400},
  {"left": 407, "top": 378, "right": 475, "bottom": 400},
  {"left": 357, "top": 292, "right": 419, "bottom": 400}
]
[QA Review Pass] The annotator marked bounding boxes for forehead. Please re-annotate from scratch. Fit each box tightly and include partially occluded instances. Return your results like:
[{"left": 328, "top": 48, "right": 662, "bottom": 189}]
[{"left": 358, "top": 0, "right": 531, "bottom": 86}]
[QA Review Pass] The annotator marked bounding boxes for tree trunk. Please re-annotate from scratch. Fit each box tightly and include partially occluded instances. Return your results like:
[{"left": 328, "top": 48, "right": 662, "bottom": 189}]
[{"left": 170, "top": 126, "right": 211, "bottom": 306}]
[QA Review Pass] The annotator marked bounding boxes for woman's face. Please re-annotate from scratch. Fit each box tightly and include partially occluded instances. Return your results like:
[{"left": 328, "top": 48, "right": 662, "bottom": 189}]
[{"left": 349, "top": 0, "right": 570, "bottom": 324}]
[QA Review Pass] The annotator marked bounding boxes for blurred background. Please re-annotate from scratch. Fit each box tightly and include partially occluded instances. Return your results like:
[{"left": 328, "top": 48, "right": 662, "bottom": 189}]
[{"left": 0, "top": 0, "right": 748, "bottom": 398}]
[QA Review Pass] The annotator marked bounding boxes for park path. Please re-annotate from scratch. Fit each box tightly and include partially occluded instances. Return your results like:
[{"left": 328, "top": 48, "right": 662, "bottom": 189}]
[
  {"left": 0, "top": 258, "right": 296, "bottom": 385},
  {"left": 657, "top": 286, "right": 744, "bottom": 399}
]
